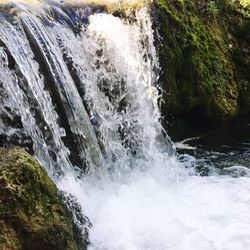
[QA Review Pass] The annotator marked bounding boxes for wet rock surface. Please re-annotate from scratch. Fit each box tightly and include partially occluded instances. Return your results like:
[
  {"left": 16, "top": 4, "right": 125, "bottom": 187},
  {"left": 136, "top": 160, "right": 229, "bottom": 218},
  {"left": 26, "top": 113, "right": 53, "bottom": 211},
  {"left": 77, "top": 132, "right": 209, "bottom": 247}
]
[{"left": 0, "top": 147, "right": 83, "bottom": 250}]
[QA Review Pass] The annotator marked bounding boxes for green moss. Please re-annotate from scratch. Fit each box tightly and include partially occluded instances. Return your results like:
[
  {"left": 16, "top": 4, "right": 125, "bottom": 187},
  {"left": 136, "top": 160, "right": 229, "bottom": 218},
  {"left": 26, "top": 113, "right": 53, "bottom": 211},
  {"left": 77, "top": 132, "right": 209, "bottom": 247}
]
[
  {"left": 155, "top": 0, "right": 250, "bottom": 132},
  {"left": 0, "top": 147, "right": 82, "bottom": 250}
]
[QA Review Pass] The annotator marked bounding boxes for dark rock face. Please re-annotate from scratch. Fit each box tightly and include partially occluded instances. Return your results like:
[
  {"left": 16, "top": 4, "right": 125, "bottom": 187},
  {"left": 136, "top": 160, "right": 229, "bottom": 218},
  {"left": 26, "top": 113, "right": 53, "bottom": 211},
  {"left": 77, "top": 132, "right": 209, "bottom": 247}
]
[
  {"left": 153, "top": 0, "right": 250, "bottom": 139},
  {"left": 0, "top": 147, "right": 83, "bottom": 250}
]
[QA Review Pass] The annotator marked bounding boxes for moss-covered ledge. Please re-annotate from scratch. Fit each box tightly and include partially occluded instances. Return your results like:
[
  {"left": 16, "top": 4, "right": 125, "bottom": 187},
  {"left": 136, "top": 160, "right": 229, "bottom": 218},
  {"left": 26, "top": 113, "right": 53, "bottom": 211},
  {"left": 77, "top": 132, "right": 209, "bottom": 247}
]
[
  {"left": 0, "top": 0, "right": 146, "bottom": 13},
  {"left": 0, "top": 147, "right": 81, "bottom": 250}
]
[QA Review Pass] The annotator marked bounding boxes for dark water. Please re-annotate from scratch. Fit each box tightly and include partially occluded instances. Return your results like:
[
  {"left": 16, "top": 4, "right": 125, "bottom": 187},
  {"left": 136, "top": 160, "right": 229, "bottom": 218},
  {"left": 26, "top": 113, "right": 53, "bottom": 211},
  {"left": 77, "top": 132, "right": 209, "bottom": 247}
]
[{"left": 177, "top": 123, "right": 250, "bottom": 177}]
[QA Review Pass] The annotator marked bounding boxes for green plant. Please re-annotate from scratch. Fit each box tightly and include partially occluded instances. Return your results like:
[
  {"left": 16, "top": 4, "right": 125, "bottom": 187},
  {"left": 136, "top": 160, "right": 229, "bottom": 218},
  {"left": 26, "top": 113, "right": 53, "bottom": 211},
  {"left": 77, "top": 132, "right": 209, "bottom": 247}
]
[{"left": 208, "top": 1, "right": 219, "bottom": 15}]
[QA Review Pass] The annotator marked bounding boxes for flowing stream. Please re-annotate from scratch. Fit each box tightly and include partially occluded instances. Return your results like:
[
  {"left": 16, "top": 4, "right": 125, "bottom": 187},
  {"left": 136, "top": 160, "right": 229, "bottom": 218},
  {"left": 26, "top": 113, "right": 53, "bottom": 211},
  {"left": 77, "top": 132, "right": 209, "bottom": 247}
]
[{"left": 0, "top": 2, "right": 250, "bottom": 250}]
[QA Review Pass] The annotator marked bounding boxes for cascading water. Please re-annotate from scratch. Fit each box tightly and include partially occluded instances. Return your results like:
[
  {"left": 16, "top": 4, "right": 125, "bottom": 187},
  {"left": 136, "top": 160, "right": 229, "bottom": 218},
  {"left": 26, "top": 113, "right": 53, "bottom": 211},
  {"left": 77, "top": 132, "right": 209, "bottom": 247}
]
[{"left": 0, "top": 1, "right": 250, "bottom": 250}]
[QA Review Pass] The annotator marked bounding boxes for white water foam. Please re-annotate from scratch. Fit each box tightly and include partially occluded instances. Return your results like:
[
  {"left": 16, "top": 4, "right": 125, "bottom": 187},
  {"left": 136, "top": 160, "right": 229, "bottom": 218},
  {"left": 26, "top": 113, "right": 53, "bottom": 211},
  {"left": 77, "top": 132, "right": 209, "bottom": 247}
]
[{"left": 59, "top": 166, "right": 250, "bottom": 250}]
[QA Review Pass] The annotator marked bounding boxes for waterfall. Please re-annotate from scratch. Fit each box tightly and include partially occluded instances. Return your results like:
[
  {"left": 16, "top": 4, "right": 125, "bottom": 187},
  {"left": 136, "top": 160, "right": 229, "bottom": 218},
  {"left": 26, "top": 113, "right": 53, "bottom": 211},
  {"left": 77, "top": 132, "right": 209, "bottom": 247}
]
[
  {"left": 1, "top": 2, "right": 250, "bottom": 250},
  {"left": 0, "top": 2, "right": 173, "bottom": 177}
]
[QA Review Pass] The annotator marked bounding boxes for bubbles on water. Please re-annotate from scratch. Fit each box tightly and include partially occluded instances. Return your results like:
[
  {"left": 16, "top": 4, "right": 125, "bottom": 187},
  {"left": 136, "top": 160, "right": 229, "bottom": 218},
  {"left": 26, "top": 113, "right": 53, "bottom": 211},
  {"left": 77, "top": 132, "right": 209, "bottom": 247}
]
[{"left": 59, "top": 163, "right": 250, "bottom": 250}]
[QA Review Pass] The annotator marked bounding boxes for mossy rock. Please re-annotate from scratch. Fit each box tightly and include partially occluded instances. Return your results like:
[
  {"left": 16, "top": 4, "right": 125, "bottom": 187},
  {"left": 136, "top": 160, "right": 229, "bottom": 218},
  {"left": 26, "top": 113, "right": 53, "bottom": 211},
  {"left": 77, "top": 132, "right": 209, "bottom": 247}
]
[
  {"left": 0, "top": 147, "right": 81, "bottom": 250},
  {"left": 154, "top": 0, "right": 250, "bottom": 138}
]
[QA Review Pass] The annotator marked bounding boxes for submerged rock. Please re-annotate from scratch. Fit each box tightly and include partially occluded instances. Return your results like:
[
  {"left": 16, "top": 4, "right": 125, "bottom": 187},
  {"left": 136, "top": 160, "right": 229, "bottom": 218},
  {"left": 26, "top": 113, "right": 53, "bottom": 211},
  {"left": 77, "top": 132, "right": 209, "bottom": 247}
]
[{"left": 0, "top": 147, "right": 83, "bottom": 250}]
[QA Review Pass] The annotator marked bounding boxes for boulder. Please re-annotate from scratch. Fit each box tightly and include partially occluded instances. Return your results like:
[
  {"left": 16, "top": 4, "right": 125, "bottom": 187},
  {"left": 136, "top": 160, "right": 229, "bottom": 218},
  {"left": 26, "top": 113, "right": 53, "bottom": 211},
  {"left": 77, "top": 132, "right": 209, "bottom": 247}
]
[
  {"left": 0, "top": 147, "right": 82, "bottom": 250},
  {"left": 154, "top": 0, "right": 250, "bottom": 138}
]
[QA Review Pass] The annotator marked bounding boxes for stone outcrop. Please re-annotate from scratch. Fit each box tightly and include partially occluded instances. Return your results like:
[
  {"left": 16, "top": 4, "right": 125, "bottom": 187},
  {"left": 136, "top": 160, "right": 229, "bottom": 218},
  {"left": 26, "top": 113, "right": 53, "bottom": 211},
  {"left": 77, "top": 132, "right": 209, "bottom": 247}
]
[
  {"left": 154, "top": 0, "right": 250, "bottom": 138},
  {"left": 0, "top": 147, "right": 83, "bottom": 250}
]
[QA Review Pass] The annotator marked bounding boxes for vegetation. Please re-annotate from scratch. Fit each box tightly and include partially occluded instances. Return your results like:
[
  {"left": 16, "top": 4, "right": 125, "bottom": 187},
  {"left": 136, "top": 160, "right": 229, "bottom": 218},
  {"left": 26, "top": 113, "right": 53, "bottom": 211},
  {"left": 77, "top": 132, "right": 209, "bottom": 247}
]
[
  {"left": 0, "top": 147, "right": 83, "bottom": 250},
  {"left": 154, "top": 0, "right": 250, "bottom": 137}
]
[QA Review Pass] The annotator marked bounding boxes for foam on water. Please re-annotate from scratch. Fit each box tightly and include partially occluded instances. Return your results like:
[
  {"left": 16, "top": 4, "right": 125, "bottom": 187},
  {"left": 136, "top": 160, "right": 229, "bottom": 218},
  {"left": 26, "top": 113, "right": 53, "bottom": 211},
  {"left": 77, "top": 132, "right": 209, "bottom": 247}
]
[{"left": 58, "top": 164, "right": 250, "bottom": 250}]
